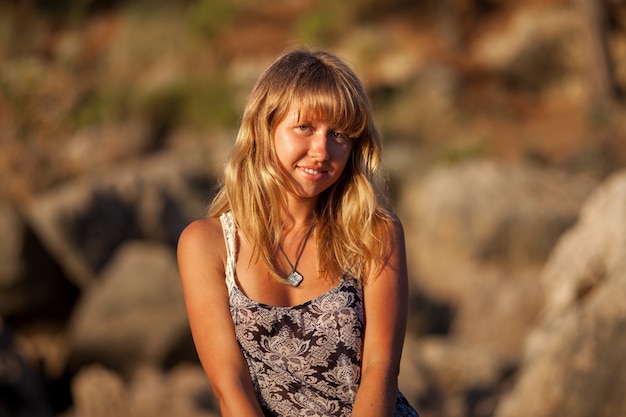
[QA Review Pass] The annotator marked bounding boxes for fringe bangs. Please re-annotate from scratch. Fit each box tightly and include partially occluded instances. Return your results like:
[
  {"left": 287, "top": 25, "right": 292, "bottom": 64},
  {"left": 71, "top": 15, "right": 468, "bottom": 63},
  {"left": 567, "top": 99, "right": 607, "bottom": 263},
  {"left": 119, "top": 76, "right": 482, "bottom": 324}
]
[{"left": 287, "top": 79, "right": 370, "bottom": 141}]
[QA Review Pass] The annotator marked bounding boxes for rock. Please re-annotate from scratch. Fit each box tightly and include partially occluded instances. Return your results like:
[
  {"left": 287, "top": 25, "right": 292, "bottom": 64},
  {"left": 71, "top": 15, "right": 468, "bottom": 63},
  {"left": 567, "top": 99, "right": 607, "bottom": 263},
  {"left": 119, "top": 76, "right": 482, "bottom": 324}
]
[
  {"left": 397, "top": 161, "right": 597, "bottom": 416},
  {"left": 398, "top": 335, "right": 430, "bottom": 412},
  {"left": 470, "top": 5, "right": 582, "bottom": 94},
  {"left": 451, "top": 270, "right": 544, "bottom": 359},
  {"left": 58, "top": 121, "right": 153, "bottom": 179},
  {"left": 0, "top": 204, "right": 23, "bottom": 290},
  {"left": 69, "top": 363, "right": 218, "bottom": 417},
  {"left": 402, "top": 161, "right": 595, "bottom": 282},
  {"left": 23, "top": 181, "right": 121, "bottom": 288},
  {"left": 24, "top": 151, "right": 214, "bottom": 288},
  {"left": 399, "top": 161, "right": 596, "bottom": 359},
  {"left": 0, "top": 319, "right": 54, "bottom": 417},
  {"left": 71, "top": 364, "right": 131, "bottom": 417},
  {"left": 539, "top": 171, "right": 626, "bottom": 320},
  {"left": 128, "top": 366, "right": 167, "bottom": 417},
  {"left": 0, "top": 203, "right": 77, "bottom": 321},
  {"left": 68, "top": 241, "right": 193, "bottom": 376},
  {"left": 400, "top": 334, "right": 515, "bottom": 417},
  {"left": 494, "top": 170, "right": 626, "bottom": 417},
  {"left": 129, "top": 364, "right": 218, "bottom": 417}
]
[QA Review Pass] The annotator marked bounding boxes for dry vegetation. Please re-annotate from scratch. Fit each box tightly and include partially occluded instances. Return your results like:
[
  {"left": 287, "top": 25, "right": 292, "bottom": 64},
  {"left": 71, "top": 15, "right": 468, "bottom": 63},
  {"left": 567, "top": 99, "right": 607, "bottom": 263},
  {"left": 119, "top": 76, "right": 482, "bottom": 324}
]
[{"left": 1, "top": 0, "right": 625, "bottom": 201}]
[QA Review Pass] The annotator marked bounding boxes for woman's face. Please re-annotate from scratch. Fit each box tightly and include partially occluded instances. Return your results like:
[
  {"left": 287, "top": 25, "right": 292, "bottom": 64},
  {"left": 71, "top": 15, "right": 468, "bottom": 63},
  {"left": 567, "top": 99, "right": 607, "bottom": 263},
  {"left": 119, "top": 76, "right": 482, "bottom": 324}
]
[{"left": 273, "top": 108, "right": 353, "bottom": 203}]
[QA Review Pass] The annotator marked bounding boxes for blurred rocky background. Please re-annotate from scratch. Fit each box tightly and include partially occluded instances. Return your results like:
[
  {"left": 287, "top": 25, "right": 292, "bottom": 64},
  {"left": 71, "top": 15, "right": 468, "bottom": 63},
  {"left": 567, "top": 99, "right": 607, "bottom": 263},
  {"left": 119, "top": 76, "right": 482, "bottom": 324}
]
[{"left": 1, "top": 0, "right": 626, "bottom": 416}]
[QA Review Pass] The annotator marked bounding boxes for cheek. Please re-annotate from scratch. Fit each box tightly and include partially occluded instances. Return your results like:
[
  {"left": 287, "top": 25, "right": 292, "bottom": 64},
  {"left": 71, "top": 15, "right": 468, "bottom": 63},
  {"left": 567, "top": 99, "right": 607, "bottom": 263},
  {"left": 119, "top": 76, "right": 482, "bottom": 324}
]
[
  {"left": 273, "top": 133, "right": 290, "bottom": 162},
  {"left": 334, "top": 143, "right": 353, "bottom": 168},
  {"left": 275, "top": 131, "right": 302, "bottom": 155}
]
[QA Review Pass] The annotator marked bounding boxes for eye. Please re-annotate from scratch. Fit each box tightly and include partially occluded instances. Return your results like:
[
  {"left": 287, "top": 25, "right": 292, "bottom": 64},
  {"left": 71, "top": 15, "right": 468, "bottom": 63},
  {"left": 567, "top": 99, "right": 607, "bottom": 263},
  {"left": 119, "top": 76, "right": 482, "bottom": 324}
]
[{"left": 331, "top": 131, "right": 350, "bottom": 143}]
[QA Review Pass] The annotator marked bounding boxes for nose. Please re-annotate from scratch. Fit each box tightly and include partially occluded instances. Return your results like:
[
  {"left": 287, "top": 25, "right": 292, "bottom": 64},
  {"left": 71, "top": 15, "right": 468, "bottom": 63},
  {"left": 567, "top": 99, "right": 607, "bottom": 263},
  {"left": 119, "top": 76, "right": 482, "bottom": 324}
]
[{"left": 309, "top": 130, "right": 330, "bottom": 161}]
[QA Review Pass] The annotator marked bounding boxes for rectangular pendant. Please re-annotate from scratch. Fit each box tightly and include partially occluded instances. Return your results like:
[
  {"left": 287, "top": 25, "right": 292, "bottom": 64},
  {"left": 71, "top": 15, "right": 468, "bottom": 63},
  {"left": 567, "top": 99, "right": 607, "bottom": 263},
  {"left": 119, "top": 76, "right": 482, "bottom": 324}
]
[{"left": 287, "top": 270, "right": 303, "bottom": 287}]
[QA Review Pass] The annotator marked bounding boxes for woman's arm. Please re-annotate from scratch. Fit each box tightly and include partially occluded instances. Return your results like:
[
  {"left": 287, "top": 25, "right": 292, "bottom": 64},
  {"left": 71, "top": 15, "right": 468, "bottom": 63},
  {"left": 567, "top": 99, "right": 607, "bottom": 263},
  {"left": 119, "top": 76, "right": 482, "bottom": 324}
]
[
  {"left": 177, "top": 218, "right": 265, "bottom": 417},
  {"left": 352, "top": 217, "right": 410, "bottom": 417}
]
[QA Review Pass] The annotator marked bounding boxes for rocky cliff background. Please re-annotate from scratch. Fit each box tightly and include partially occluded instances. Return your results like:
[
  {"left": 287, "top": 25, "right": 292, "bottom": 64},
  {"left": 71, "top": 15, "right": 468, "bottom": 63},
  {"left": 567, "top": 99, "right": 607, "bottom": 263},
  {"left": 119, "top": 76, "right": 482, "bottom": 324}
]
[{"left": 1, "top": 1, "right": 626, "bottom": 416}]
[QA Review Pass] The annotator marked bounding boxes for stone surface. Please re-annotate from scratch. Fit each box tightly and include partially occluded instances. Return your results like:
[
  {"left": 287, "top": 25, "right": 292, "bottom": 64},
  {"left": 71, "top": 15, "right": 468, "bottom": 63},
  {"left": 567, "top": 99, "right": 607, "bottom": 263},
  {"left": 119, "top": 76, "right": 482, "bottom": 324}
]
[
  {"left": 0, "top": 203, "right": 77, "bottom": 320},
  {"left": 68, "top": 241, "right": 193, "bottom": 375},
  {"left": 399, "top": 161, "right": 595, "bottom": 358},
  {"left": 494, "top": 170, "right": 626, "bottom": 417},
  {"left": 0, "top": 320, "right": 54, "bottom": 417},
  {"left": 23, "top": 151, "right": 214, "bottom": 288},
  {"left": 71, "top": 365, "right": 132, "bottom": 417}
]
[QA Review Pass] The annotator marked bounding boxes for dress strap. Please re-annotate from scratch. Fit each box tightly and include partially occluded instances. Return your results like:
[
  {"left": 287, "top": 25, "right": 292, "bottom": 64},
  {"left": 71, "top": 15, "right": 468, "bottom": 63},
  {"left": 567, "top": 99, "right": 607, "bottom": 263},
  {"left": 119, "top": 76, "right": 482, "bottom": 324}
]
[{"left": 219, "top": 212, "right": 237, "bottom": 296}]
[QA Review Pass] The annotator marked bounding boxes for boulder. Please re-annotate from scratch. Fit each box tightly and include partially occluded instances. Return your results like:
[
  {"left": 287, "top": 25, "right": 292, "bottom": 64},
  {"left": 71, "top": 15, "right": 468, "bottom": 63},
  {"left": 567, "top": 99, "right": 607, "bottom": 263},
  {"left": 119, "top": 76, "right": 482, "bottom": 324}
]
[
  {"left": 70, "top": 363, "right": 218, "bottom": 417},
  {"left": 470, "top": 4, "right": 582, "bottom": 94},
  {"left": 129, "top": 364, "right": 218, "bottom": 417},
  {"left": 0, "top": 203, "right": 77, "bottom": 321},
  {"left": 0, "top": 204, "right": 23, "bottom": 292},
  {"left": 495, "top": 170, "right": 626, "bottom": 417},
  {"left": 402, "top": 161, "right": 595, "bottom": 286},
  {"left": 400, "top": 161, "right": 596, "bottom": 355},
  {"left": 24, "top": 151, "right": 214, "bottom": 288},
  {"left": 398, "top": 161, "right": 597, "bottom": 417},
  {"left": 71, "top": 364, "right": 132, "bottom": 417},
  {"left": 68, "top": 241, "right": 193, "bottom": 375},
  {"left": 0, "top": 319, "right": 54, "bottom": 417}
]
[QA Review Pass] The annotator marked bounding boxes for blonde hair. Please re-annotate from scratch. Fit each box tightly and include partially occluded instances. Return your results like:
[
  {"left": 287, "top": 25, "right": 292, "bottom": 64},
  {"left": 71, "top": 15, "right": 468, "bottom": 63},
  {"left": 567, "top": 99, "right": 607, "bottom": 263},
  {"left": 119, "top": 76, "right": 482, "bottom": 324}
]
[{"left": 208, "top": 48, "right": 393, "bottom": 283}]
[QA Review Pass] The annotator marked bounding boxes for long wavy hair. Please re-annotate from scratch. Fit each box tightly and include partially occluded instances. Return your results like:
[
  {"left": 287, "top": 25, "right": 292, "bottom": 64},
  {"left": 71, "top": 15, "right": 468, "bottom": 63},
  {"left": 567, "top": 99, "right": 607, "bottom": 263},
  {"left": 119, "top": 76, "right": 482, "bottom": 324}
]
[{"left": 208, "top": 48, "right": 393, "bottom": 283}]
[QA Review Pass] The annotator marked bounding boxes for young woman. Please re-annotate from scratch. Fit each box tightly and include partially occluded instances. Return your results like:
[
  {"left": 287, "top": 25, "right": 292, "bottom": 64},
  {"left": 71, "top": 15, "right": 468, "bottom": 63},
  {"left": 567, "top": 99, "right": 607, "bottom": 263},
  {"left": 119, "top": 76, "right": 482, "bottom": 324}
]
[{"left": 177, "top": 48, "right": 419, "bottom": 417}]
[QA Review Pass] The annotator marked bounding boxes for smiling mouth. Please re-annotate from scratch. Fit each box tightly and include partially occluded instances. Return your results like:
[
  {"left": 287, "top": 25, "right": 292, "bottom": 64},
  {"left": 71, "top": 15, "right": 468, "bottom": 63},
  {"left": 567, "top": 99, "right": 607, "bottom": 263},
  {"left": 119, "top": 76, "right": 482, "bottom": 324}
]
[{"left": 302, "top": 167, "right": 323, "bottom": 175}]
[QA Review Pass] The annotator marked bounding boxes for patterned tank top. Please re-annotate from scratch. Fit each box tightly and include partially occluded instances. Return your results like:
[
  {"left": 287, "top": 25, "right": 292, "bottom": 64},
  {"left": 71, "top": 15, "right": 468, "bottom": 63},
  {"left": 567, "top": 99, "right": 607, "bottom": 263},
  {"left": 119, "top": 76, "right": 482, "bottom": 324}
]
[{"left": 220, "top": 212, "right": 419, "bottom": 417}]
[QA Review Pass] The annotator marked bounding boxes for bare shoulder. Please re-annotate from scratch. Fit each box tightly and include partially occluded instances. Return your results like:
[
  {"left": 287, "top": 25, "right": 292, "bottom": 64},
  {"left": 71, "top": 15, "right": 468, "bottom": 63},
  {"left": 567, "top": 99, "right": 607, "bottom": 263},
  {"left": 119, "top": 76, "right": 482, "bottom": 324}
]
[
  {"left": 177, "top": 217, "right": 227, "bottom": 283},
  {"left": 178, "top": 217, "right": 224, "bottom": 246},
  {"left": 381, "top": 212, "right": 405, "bottom": 245}
]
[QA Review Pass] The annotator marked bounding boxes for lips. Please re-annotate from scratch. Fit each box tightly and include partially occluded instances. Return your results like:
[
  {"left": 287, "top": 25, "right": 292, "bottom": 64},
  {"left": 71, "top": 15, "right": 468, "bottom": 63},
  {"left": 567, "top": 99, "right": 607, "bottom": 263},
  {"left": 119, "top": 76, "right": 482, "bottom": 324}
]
[{"left": 298, "top": 165, "right": 329, "bottom": 182}]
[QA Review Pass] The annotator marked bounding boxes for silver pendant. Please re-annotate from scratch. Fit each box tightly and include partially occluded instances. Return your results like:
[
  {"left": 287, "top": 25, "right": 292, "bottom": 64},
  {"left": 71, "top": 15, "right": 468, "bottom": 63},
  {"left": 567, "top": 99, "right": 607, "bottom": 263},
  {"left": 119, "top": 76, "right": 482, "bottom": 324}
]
[{"left": 286, "top": 270, "right": 303, "bottom": 287}]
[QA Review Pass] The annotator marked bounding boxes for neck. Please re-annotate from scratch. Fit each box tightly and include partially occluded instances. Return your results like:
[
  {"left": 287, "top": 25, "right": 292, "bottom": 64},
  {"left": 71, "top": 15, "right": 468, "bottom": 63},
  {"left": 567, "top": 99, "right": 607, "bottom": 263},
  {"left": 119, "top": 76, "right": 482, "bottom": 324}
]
[
  {"left": 281, "top": 218, "right": 315, "bottom": 239},
  {"left": 282, "top": 209, "right": 316, "bottom": 232},
  {"left": 284, "top": 195, "right": 317, "bottom": 228}
]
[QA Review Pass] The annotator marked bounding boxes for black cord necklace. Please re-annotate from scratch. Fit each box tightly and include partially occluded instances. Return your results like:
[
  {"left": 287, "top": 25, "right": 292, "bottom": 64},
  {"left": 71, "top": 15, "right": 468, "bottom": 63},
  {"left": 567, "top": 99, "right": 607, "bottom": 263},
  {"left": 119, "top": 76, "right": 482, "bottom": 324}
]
[{"left": 278, "top": 223, "right": 315, "bottom": 287}]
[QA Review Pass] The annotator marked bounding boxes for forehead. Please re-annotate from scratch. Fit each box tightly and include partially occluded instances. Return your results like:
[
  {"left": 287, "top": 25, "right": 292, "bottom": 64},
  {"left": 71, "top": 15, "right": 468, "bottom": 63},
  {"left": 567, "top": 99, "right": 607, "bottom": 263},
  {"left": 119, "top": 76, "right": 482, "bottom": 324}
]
[
  {"left": 281, "top": 101, "right": 361, "bottom": 135},
  {"left": 287, "top": 106, "right": 329, "bottom": 123}
]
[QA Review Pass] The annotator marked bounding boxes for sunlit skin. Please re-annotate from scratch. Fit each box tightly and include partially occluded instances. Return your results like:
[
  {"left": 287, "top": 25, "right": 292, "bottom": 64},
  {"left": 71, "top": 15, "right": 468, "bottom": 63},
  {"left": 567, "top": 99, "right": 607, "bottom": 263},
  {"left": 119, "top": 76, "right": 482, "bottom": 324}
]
[{"left": 273, "top": 109, "right": 353, "bottom": 211}]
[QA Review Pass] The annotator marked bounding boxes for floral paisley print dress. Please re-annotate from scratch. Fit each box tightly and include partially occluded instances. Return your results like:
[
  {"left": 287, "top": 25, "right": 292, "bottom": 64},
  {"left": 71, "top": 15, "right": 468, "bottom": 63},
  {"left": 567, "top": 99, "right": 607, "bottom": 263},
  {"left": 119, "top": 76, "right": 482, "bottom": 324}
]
[{"left": 220, "top": 212, "right": 419, "bottom": 417}]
